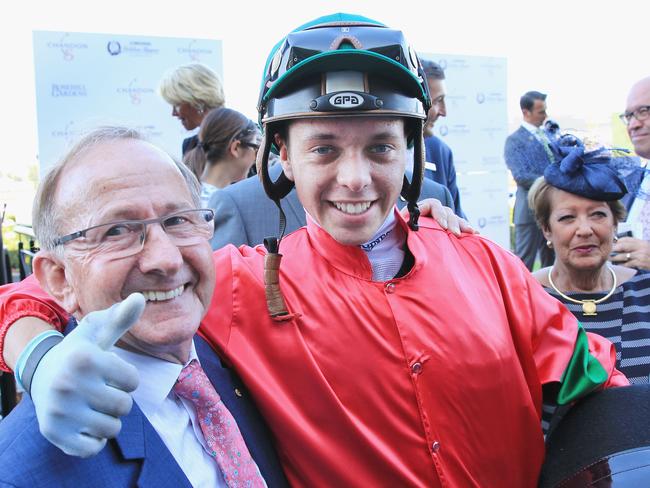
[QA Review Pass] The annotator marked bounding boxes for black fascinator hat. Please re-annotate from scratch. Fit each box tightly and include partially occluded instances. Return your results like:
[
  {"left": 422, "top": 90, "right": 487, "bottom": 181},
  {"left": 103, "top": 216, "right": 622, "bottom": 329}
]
[{"left": 544, "top": 134, "right": 628, "bottom": 201}]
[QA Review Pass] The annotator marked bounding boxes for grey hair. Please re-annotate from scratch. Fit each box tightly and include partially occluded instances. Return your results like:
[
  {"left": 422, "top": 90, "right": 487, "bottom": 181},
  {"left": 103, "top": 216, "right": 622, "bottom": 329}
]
[
  {"left": 158, "top": 63, "right": 225, "bottom": 111},
  {"left": 33, "top": 126, "right": 202, "bottom": 252}
]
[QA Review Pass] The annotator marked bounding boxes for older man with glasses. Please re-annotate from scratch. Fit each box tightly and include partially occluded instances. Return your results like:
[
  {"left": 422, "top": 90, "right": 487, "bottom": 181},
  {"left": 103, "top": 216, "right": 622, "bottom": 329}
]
[
  {"left": 611, "top": 77, "right": 650, "bottom": 270},
  {"left": 0, "top": 127, "right": 288, "bottom": 488}
]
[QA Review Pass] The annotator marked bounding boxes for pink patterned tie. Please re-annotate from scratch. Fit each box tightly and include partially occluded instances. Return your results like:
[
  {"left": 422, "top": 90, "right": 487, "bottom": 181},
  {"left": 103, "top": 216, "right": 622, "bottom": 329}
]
[{"left": 173, "top": 360, "right": 266, "bottom": 487}]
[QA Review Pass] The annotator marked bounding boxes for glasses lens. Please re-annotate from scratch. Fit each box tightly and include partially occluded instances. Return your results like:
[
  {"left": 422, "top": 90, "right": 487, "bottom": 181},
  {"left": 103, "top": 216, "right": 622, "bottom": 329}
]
[
  {"left": 619, "top": 113, "right": 630, "bottom": 125},
  {"left": 62, "top": 209, "right": 214, "bottom": 259},
  {"left": 82, "top": 221, "right": 144, "bottom": 258},
  {"left": 163, "top": 209, "right": 214, "bottom": 246},
  {"left": 638, "top": 107, "right": 650, "bottom": 121}
]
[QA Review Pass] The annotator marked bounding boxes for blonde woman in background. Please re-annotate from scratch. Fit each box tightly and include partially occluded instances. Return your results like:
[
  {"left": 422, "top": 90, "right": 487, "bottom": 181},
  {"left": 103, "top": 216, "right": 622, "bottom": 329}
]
[{"left": 159, "top": 63, "right": 225, "bottom": 155}]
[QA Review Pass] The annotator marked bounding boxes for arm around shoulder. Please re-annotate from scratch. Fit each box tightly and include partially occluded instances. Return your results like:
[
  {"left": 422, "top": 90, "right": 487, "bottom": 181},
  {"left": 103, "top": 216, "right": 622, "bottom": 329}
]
[{"left": 0, "top": 275, "right": 68, "bottom": 372}]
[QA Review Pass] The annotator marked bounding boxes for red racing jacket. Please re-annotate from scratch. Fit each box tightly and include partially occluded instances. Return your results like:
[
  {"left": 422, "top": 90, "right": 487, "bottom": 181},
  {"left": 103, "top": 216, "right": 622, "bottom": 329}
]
[{"left": 0, "top": 212, "right": 628, "bottom": 487}]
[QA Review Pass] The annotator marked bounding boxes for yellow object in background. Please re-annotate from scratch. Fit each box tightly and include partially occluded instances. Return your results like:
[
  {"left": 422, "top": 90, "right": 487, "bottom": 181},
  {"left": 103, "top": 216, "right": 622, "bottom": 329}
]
[{"left": 611, "top": 113, "right": 636, "bottom": 154}]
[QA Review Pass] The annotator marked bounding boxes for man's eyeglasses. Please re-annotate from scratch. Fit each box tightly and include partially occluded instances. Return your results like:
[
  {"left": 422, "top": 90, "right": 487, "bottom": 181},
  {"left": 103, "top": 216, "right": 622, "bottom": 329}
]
[
  {"left": 619, "top": 105, "right": 650, "bottom": 126},
  {"left": 53, "top": 209, "right": 215, "bottom": 260}
]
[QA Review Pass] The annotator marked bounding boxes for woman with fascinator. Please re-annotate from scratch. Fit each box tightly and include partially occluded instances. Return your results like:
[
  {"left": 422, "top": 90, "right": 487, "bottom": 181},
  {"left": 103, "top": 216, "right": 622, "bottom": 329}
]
[{"left": 529, "top": 134, "right": 650, "bottom": 384}]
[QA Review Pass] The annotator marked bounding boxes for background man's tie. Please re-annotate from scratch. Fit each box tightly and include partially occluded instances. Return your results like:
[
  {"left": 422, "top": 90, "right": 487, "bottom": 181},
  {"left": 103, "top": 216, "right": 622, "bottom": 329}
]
[{"left": 536, "top": 128, "right": 555, "bottom": 163}]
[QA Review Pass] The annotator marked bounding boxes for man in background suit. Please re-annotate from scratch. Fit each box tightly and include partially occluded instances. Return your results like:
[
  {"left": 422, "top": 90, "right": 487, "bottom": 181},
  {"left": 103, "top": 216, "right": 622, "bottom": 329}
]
[
  {"left": 611, "top": 76, "right": 650, "bottom": 271},
  {"left": 0, "top": 128, "right": 287, "bottom": 487},
  {"left": 209, "top": 162, "right": 456, "bottom": 249},
  {"left": 504, "top": 90, "right": 555, "bottom": 270},
  {"left": 420, "top": 59, "right": 466, "bottom": 218}
]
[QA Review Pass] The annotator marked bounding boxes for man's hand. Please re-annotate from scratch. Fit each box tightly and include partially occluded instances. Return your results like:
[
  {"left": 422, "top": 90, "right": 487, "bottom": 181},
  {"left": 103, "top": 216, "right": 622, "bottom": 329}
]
[
  {"left": 611, "top": 237, "right": 650, "bottom": 270},
  {"left": 402, "top": 198, "right": 476, "bottom": 236},
  {"left": 30, "top": 293, "right": 145, "bottom": 457}
]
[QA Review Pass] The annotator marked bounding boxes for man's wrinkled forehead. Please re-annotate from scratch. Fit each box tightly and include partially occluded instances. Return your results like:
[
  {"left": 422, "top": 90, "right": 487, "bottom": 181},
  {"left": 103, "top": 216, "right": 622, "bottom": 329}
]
[
  {"left": 70, "top": 138, "right": 175, "bottom": 182},
  {"left": 55, "top": 139, "right": 186, "bottom": 222}
]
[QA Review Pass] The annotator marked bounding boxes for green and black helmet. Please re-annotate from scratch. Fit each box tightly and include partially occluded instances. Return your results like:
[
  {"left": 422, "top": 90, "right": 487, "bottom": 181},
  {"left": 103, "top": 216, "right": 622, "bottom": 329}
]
[{"left": 256, "top": 13, "right": 432, "bottom": 237}]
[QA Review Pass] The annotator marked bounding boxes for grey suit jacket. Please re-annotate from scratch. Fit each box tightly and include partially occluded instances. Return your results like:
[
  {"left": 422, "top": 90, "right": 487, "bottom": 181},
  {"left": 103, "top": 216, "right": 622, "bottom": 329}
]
[
  {"left": 209, "top": 163, "right": 453, "bottom": 249},
  {"left": 504, "top": 126, "right": 553, "bottom": 225}
]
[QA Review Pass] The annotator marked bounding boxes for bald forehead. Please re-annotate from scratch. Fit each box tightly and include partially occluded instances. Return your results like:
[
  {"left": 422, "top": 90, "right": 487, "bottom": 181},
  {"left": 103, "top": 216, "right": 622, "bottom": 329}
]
[
  {"left": 54, "top": 139, "right": 188, "bottom": 223},
  {"left": 68, "top": 138, "right": 177, "bottom": 174},
  {"left": 627, "top": 77, "right": 650, "bottom": 106},
  {"left": 62, "top": 139, "right": 179, "bottom": 188}
]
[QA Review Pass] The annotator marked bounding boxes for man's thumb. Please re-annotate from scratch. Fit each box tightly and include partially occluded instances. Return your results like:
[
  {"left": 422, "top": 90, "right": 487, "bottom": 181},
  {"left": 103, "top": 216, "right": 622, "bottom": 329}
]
[{"left": 74, "top": 293, "right": 146, "bottom": 350}]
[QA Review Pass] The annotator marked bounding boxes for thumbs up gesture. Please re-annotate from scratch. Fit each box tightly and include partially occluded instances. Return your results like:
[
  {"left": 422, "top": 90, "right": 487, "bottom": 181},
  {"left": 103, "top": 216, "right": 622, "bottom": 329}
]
[{"left": 30, "top": 293, "right": 145, "bottom": 457}]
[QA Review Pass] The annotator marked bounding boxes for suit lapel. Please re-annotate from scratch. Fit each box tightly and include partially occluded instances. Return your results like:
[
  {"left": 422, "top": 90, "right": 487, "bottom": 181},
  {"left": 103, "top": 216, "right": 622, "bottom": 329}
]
[
  {"left": 195, "top": 336, "right": 257, "bottom": 446},
  {"left": 195, "top": 336, "right": 288, "bottom": 487},
  {"left": 114, "top": 400, "right": 193, "bottom": 487}
]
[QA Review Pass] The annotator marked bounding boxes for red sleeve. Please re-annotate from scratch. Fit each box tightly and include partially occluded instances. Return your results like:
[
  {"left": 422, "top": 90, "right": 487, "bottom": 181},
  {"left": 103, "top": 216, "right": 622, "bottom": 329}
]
[
  {"left": 0, "top": 275, "right": 69, "bottom": 372},
  {"left": 585, "top": 331, "right": 628, "bottom": 388},
  {"left": 514, "top": 260, "right": 627, "bottom": 391},
  {"left": 491, "top": 244, "right": 628, "bottom": 400},
  {"left": 197, "top": 246, "right": 240, "bottom": 357},
  {"left": 465, "top": 235, "right": 627, "bottom": 409}
]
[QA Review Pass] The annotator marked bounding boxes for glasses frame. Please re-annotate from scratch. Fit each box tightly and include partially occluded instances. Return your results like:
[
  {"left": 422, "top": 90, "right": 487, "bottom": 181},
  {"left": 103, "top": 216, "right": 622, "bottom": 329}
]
[
  {"left": 53, "top": 208, "right": 215, "bottom": 252},
  {"left": 619, "top": 105, "right": 650, "bottom": 126}
]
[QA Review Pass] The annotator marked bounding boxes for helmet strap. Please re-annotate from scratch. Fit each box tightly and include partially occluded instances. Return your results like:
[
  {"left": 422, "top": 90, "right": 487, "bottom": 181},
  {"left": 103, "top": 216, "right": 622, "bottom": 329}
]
[
  {"left": 257, "top": 125, "right": 295, "bottom": 203},
  {"left": 256, "top": 125, "right": 291, "bottom": 317},
  {"left": 262, "top": 238, "right": 290, "bottom": 318},
  {"left": 401, "top": 119, "right": 424, "bottom": 230}
]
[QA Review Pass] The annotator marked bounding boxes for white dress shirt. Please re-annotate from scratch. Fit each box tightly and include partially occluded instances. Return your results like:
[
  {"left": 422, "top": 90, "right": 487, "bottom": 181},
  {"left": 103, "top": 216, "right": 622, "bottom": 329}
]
[
  {"left": 113, "top": 342, "right": 227, "bottom": 488},
  {"left": 521, "top": 120, "right": 545, "bottom": 141}
]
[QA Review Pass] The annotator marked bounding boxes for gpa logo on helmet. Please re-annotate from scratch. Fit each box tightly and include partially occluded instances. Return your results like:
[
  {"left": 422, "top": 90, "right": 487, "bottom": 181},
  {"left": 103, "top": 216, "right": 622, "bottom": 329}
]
[{"left": 329, "top": 92, "right": 364, "bottom": 109}]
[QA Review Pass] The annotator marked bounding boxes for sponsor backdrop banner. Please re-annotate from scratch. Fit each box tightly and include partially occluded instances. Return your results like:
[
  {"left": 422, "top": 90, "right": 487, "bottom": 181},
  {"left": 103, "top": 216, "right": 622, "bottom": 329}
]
[
  {"left": 33, "top": 31, "right": 223, "bottom": 175},
  {"left": 421, "top": 53, "right": 509, "bottom": 249}
]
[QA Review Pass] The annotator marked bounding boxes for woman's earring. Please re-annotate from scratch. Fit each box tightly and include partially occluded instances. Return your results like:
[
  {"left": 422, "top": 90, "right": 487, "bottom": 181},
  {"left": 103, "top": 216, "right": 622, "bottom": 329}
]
[
  {"left": 613, "top": 235, "right": 619, "bottom": 243},
  {"left": 546, "top": 240, "right": 553, "bottom": 249}
]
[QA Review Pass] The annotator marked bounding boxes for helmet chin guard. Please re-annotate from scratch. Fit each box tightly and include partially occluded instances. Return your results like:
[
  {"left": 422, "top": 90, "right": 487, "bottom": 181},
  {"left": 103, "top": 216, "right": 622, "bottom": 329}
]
[{"left": 402, "top": 119, "right": 425, "bottom": 230}]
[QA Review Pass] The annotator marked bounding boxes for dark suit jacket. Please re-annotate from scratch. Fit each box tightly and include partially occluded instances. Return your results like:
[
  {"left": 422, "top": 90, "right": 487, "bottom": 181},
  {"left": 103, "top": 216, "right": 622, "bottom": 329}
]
[
  {"left": 0, "top": 335, "right": 288, "bottom": 488},
  {"left": 424, "top": 135, "right": 466, "bottom": 219},
  {"left": 504, "top": 126, "right": 553, "bottom": 225},
  {"left": 181, "top": 135, "right": 199, "bottom": 156},
  {"left": 209, "top": 163, "right": 453, "bottom": 249}
]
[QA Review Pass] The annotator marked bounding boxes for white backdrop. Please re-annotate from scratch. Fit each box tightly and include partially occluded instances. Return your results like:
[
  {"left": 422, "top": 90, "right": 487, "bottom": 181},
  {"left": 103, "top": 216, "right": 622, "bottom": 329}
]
[
  {"left": 421, "top": 53, "right": 509, "bottom": 249},
  {"left": 31, "top": 35, "right": 509, "bottom": 248},
  {"left": 32, "top": 31, "right": 223, "bottom": 175}
]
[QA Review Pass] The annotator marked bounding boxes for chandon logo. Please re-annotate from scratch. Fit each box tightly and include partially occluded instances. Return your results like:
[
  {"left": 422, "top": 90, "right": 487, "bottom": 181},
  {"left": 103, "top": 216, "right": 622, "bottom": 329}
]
[{"left": 329, "top": 92, "right": 363, "bottom": 109}]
